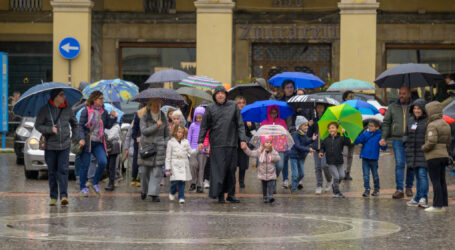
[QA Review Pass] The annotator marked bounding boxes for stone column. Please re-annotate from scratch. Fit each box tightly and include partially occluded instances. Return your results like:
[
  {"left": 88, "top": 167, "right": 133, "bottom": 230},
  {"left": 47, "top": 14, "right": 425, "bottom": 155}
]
[
  {"left": 51, "top": 0, "right": 93, "bottom": 88},
  {"left": 194, "top": 0, "right": 235, "bottom": 85},
  {"left": 338, "top": 0, "right": 379, "bottom": 83}
]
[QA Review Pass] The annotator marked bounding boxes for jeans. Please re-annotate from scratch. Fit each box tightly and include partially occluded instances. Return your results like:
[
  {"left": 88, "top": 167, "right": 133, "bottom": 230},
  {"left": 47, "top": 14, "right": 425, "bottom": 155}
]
[
  {"left": 413, "top": 167, "right": 429, "bottom": 202},
  {"left": 281, "top": 152, "right": 290, "bottom": 181},
  {"left": 405, "top": 167, "right": 415, "bottom": 189},
  {"left": 290, "top": 158, "right": 305, "bottom": 191},
  {"left": 392, "top": 140, "right": 406, "bottom": 191},
  {"left": 362, "top": 159, "right": 380, "bottom": 190},
  {"left": 427, "top": 158, "right": 449, "bottom": 207},
  {"left": 313, "top": 153, "right": 332, "bottom": 187},
  {"left": 44, "top": 148, "right": 70, "bottom": 199},
  {"left": 79, "top": 142, "right": 107, "bottom": 190},
  {"left": 170, "top": 181, "right": 186, "bottom": 200},
  {"left": 74, "top": 154, "right": 81, "bottom": 177}
]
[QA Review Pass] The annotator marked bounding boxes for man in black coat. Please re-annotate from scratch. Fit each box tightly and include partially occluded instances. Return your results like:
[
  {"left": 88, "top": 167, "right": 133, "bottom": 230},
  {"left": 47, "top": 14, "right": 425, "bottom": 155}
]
[{"left": 198, "top": 86, "right": 248, "bottom": 203}]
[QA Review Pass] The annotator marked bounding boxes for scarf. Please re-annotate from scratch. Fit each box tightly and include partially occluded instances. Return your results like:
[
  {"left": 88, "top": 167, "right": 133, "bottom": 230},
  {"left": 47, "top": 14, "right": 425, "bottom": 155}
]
[
  {"left": 259, "top": 149, "right": 273, "bottom": 163},
  {"left": 85, "top": 105, "right": 104, "bottom": 139}
]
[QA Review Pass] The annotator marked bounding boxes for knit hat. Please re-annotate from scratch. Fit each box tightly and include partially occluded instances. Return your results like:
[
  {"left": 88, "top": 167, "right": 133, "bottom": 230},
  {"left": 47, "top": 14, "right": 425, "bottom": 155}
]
[
  {"left": 50, "top": 88, "right": 63, "bottom": 101},
  {"left": 295, "top": 115, "right": 309, "bottom": 130}
]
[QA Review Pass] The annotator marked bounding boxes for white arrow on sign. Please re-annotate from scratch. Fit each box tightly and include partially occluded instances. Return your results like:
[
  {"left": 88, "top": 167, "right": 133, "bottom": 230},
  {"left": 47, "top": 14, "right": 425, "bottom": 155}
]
[{"left": 61, "top": 43, "right": 79, "bottom": 53}]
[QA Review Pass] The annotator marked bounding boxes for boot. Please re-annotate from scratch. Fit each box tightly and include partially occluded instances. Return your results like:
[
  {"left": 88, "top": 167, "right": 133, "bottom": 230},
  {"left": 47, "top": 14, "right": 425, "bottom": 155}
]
[
  {"left": 344, "top": 172, "right": 352, "bottom": 181},
  {"left": 104, "top": 184, "right": 115, "bottom": 191},
  {"left": 189, "top": 184, "right": 196, "bottom": 192},
  {"left": 372, "top": 188, "right": 380, "bottom": 196},
  {"left": 196, "top": 186, "right": 203, "bottom": 193}
]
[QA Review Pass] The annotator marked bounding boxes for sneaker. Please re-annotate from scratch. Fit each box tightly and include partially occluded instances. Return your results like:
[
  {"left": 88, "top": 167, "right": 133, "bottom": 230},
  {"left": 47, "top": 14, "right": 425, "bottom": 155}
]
[
  {"left": 131, "top": 181, "right": 136, "bottom": 186},
  {"left": 196, "top": 186, "right": 203, "bottom": 193},
  {"left": 61, "top": 197, "right": 69, "bottom": 206},
  {"left": 179, "top": 199, "right": 185, "bottom": 204},
  {"left": 325, "top": 180, "right": 332, "bottom": 192},
  {"left": 239, "top": 183, "right": 245, "bottom": 189},
  {"left": 333, "top": 193, "right": 345, "bottom": 198},
  {"left": 189, "top": 184, "right": 196, "bottom": 192},
  {"left": 298, "top": 180, "right": 303, "bottom": 190},
  {"left": 407, "top": 199, "right": 419, "bottom": 207},
  {"left": 269, "top": 197, "right": 275, "bottom": 203},
  {"left": 392, "top": 190, "right": 404, "bottom": 199},
  {"left": 86, "top": 181, "right": 99, "bottom": 195},
  {"left": 49, "top": 199, "right": 58, "bottom": 206},
  {"left": 141, "top": 192, "right": 146, "bottom": 200},
  {"left": 169, "top": 193, "right": 175, "bottom": 201},
  {"left": 418, "top": 198, "right": 429, "bottom": 208},
  {"left": 371, "top": 189, "right": 380, "bottom": 196},
  {"left": 204, "top": 180, "right": 210, "bottom": 189},
  {"left": 424, "top": 206, "right": 446, "bottom": 213},
  {"left": 226, "top": 196, "right": 240, "bottom": 203},
  {"left": 315, "top": 187, "right": 322, "bottom": 195},
  {"left": 283, "top": 179, "right": 289, "bottom": 188},
  {"left": 160, "top": 179, "right": 165, "bottom": 186},
  {"left": 151, "top": 196, "right": 160, "bottom": 202},
  {"left": 405, "top": 188, "right": 413, "bottom": 197},
  {"left": 93, "top": 185, "right": 101, "bottom": 196},
  {"left": 80, "top": 188, "right": 89, "bottom": 197},
  {"left": 362, "top": 190, "right": 370, "bottom": 197},
  {"left": 344, "top": 172, "right": 353, "bottom": 181},
  {"left": 263, "top": 197, "right": 269, "bottom": 203}
]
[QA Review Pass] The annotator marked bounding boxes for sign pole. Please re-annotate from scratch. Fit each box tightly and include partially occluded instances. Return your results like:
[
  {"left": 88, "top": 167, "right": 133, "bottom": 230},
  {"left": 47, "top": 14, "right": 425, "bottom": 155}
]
[
  {"left": 0, "top": 53, "right": 8, "bottom": 149},
  {"left": 68, "top": 59, "right": 71, "bottom": 86}
]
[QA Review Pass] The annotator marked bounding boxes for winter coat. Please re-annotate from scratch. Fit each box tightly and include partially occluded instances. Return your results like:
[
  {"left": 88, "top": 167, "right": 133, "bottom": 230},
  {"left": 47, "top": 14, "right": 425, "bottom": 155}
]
[
  {"left": 382, "top": 99, "right": 411, "bottom": 140},
  {"left": 77, "top": 105, "right": 116, "bottom": 152},
  {"left": 422, "top": 101, "right": 451, "bottom": 160},
  {"left": 187, "top": 106, "right": 205, "bottom": 149},
  {"left": 354, "top": 129, "right": 387, "bottom": 160},
  {"left": 403, "top": 99, "right": 428, "bottom": 168},
  {"left": 260, "top": 105, "right": 288, "bottom": 130},
  {"left": 198, "top": 87, "right": 247, "bottom": 148},
  {"left": 165, "top": 138, "right": 195, "bottom": 181},
  {"left": 320, "top": 134, "right": 351, "bottom": 165},
  {"left": 288, "top": 130, "right": 314, "bottom": 159},
  {"left": 138, "top": 109, "right": 170, "bottom": 167},
  {"left": 243, "top": 147, "right": 280, "bottom": 181},
  {"left": 35, "top": 100, "right": 78, "bottom": 151},
  {"left": 131, "top": 111, "right": 141, "bottom": 140}
]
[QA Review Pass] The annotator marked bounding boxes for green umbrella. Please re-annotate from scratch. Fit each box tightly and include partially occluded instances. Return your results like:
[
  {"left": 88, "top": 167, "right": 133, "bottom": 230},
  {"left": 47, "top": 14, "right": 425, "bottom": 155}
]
[
  {"left": 318, "top": 104, "right": 363, "bottom": 143},
  {"left": 326, "top": 78, "right": 375, "bottom": 92}
]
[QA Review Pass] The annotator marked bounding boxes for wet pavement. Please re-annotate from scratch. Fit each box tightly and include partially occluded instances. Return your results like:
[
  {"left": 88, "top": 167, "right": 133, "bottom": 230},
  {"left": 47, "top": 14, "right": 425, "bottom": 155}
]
[{"left": 0, "top": 149, "right": 455, "bottom": 249}]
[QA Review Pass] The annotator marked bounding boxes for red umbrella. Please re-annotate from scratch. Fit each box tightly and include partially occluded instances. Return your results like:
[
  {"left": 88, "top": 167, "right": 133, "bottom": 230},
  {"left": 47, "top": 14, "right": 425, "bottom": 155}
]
[{"left": 443, "top": 115, "right": 455, "bottom": 124}]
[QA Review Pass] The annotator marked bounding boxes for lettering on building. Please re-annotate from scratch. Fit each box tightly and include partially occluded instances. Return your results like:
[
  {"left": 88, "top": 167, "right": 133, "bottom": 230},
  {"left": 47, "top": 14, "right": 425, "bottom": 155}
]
[{"left": 239, "top": 24, "right": 339, "bottom": 40}]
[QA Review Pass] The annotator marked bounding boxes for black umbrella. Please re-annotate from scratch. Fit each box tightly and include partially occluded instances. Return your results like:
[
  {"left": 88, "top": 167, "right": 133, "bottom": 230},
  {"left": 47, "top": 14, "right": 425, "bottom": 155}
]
[
  {"left": 287, "top": 94, "right": 339, "bottom": 109},
  {"left": 375, "top": 63, "right": 443, "bottom": 88},
  {"left": 227, "top": 83, "right": 271, "bottom": 104},
  {"left": 132, "top": 88, "right": 186, "bottom": 106}
]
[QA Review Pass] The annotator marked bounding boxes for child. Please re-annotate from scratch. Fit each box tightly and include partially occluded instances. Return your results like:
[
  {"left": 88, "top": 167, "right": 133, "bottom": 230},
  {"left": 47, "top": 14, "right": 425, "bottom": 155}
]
[
  {"left": 187, "top": 106, "right": 207, "bottom": 193},
  {"left": 288, "top": 116, "right": 316, "bottom": 193},
  {"left": 319, "top": 122, "right": 351, "bottom": 198},
  {"left": 354, "top": 119, "right": 387, "bottom": 197},
  {"left": 165, "top": 124, "right": 195, "bottom": 204},
  {"left": 241, "top": 135, "right": 280, "bottom": 203}
]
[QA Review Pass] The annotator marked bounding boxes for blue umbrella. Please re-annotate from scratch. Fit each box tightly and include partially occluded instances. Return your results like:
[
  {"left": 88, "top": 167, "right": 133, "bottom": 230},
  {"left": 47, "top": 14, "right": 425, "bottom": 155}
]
[
  {"left": 241, "top": 100, "right": 294, "bottom": 123},
  {"left": 13, "top": 82, "right": 82, "bottom": 117},
  {"left": 145, "top": 69, "right": 189, "bottom": 84},
  {"left": 269, "top": 72, "right": 325, "bottom": 89},
  {"left": 76, "top": 103, "right": 124, "bottom": 123},
  {"left": 343, "top": 100, "right": 379, "bottom": 115},
  {"left": 83, "top": 79, "right": 139, "bottom": 103}
]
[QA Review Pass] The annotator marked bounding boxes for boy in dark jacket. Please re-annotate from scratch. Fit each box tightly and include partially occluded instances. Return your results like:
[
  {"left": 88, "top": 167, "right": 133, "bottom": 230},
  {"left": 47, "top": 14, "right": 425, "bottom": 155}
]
[
  {"left": 354, "top": 119, "right": 387, "bottom": 197},
  {"left": 288, "top": 116, "right": 316, "bottom": 193},
  {"left": 319, "top": 122, "right": 351, "bottom": 198}
]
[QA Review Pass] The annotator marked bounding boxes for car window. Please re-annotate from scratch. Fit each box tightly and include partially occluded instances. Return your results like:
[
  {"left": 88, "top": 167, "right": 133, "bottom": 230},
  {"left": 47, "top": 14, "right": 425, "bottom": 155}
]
[{"left": 121, "top": 102, "right": 140, "bottom": 114}]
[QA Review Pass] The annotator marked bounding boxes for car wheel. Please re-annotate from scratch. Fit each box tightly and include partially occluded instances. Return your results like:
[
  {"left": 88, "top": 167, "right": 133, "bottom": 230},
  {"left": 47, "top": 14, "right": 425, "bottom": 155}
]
[
  {"left": 16, "top": 157, "right": 24, "bottom": 165},
  {"left": 24, "top": 166, "right": 39, "bottom": 179}
]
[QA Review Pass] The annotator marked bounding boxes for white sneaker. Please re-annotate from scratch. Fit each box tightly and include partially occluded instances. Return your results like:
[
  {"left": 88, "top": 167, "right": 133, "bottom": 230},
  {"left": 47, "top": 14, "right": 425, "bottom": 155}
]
[
  {"left": 169, "top": 193, "right": 175, "bottom": 201},
  {"left": 299, "top": 180, "right": 303, "bottom": 185},
  {"left": 407, "top": 199, "right": 419, "bottom": 207},
  {"left": 418, "top": 198, "right": 428, "bottom": 208},
  {"left": 424, "top": 206, "right": 446, "bottom": 213},
  {"left": 204, "top": 180, "right": 210, "bottom": 189},
  {"left": 325, "top": 181, "right": 332, "bottom": 192},
  {"left": 315, "top": 187, "right": 322, "bottom": 195},
  {"left": 283, "top": 180, "right": 289, "bottom": 188},
  {"left": 179, "top": 199, "right": 185, "bottom": 204}
]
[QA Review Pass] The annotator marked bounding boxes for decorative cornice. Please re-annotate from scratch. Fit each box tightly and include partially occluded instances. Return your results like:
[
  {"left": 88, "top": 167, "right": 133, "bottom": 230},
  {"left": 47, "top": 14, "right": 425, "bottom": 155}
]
[
  {"left": 194, "top": 0, "right": 235, "bottom": 14},
  {"left": 51, "top": 0, "right": 94, "bottom": 13},
  {"left": 338, "top": 2, "right": 379, "bottom": 15}
]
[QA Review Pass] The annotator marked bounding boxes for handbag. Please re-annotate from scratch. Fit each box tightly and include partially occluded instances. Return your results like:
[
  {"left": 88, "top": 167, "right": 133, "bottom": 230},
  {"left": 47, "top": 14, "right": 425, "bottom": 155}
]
[
  {"left": 447, "top": 157, "right": 455, "bottom": 172},
  {"left": 140, "top": 144, "right": 157, "bottom": 159},
  {"left": 70, "top": 140, "right": 83, "bottom": 155},
  {"left": 39, "top": 104, "right": 63, "bottom": 150},
  {"left": 106, "top": 139, "right": 121, "bottom": 155}
]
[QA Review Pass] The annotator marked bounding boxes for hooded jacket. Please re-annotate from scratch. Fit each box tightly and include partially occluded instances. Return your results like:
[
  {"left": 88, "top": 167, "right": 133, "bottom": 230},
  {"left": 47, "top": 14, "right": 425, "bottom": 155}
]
[
  {"left": 260, "top": 105, "right": 288, "bottom": 130},
  {"left": 198, "top": 86, "right": 248, "bottom": 148},
  {"left": 243, "top": 147, "right": 280, "bottom": 181},
  {"left": 403, "top": 99, "right": 428, "bottom": 168},
  {"left": 320, "top": 134, "right": 351, "bottom": 165},
  {"left": 422, "top": 101, "right": 451, "bottom": 160},
  {"left": 354, "top": 129, "right": 387, "bottom": 160},
  {"left": 187, "top": 106, "right": 205, "bottom": 149},
  {"left": 288, "top": 130, "right": 314, "bottom": 159},
  {"left": 381, "top": 99, "right": 411, "bottom": 140}
]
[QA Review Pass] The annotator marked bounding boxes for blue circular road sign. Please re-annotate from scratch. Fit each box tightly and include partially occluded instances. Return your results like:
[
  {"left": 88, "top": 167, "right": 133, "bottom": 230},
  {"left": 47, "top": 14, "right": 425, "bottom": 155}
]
[{"left": 59, "top": 37, "right": 80, "bottom": 59}]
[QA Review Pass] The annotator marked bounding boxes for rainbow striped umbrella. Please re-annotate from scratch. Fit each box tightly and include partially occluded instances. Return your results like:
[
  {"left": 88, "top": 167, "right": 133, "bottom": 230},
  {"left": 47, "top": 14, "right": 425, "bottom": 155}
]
[
  {"left": 83, "top": 79, "right": 139, "bottom": 102},
  {"left": 178, "top": 76, "right": 222, "bottom": 89}
]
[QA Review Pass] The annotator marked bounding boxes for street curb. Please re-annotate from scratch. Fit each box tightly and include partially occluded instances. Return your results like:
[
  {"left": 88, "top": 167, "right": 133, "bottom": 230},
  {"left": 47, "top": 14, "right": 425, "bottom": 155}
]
[{"left": 0, "top": 148, "right": 14, "bottom": 153}]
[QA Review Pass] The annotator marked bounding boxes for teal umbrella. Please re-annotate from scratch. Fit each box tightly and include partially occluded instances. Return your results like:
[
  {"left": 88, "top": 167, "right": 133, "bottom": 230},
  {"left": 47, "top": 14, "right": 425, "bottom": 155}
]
[{"left": 327, "top": 78, "right": 375, "bottom": 92}]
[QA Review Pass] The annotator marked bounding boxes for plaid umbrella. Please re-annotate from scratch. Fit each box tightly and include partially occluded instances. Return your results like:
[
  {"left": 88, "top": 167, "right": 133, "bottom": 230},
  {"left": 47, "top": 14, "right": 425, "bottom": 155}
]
[{"left": 178, "top": 76, "right": 222, "bottom": 89}]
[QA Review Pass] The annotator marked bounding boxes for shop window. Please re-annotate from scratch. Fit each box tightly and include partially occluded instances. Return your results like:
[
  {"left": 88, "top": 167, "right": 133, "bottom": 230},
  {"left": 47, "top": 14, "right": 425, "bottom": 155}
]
[
  {"left": 10, "top": 0, "right": 41, "bottom": 11},
  {"left": 120, "top": 43, "right": 195, "bottom": 91},
  {"left": 144, "top": 0, "right": 176, "bottom": 13}
]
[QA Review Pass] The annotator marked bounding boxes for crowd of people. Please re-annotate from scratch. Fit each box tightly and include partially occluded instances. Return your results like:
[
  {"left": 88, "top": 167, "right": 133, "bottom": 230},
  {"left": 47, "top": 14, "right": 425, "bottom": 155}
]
[{"left": 33, "top": 80, "right": 453, "bottom": 213}]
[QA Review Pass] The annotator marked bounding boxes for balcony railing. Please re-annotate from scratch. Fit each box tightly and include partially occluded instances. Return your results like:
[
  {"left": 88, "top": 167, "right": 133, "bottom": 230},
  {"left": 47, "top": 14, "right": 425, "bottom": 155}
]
[
  {"left": 144, "top": 0, "right": 176, "bottom": 13},
  {"left": 10, "top": 0, "right": 42, "bottom": 12}
]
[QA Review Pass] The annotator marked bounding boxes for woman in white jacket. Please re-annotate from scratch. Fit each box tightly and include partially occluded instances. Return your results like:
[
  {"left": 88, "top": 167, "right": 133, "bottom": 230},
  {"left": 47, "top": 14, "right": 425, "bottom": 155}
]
[
  {"left": 105, "top": 123, "right": 122, "bottom": 191},
  {"left": 165, "top": 124, "right": 195, "bottom": 204}
]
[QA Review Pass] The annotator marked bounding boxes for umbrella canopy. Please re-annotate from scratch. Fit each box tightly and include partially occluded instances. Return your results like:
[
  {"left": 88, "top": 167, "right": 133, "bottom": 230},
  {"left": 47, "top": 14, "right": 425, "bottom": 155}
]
[
  {"left": 145, "top": 69, "right": 189, "bottom": 84},
  {"left": 318, "top": 104, "right": 363, "bottom": 143},
  {"left": 327, "top": 78, "right": 375, "bottom": 92},
  {"left": 375, "top": 63, "right": 443, "bottom": 88},
  {"left": 269, "top": 72, "right": 325, "bottom": 89},
  {"left": 83, "top": 79, "right": 139, "bottom": 102},
  {"left": 443, "top": 100, "right": 455, "bottom": 124},
  {"left": 343, "top": 100, "right": 379, "bottom": 115},
  {"left": 227, "top": 83, "right": 272, "bottom": 104},
  {"left": 76, "top": 103, "right": 124, "bottom": 123},
  {"left": 287, "top": 94, "right": 340, "bottom": 109},
  {"left": 176, "top": 87, "right": 212, "bottom": 101},
  {"left": 250, "top": 125, "right": 295, "bottom": 151},
  {"left": 13, "top": 82, "right": 82, "bottom": 117},
  {"left": 132, "top": 88, "right": 186, "bottom": 106},
  {"left": 241, "top": 100, "right": 294, "bottom": 123},
  {"left": 161, "top": 105, "right": 187, "bottom": 126},
  {"left": 178, "top": 76, "right": 222, "bottom": 89}
]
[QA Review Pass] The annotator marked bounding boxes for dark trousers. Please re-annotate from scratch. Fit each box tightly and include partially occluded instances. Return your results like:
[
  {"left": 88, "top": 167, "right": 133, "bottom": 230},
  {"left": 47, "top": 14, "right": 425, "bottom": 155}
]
[
  {"left": 262, "top": 180, "right": 275, "bottom": 199},
  {"left": 204, "top": 156, "right": 211, "bottom": 181},
  {"left": 44, "top": 148, "right": 70, "bottom": 199},
  {"left": 209, "top": 147, "right": 237, "bottom": 199},
  {"left": 132, "top": 142, "right": 139, "bottom": 180},
  {"left": 237, "top": 148, "right": 249, "bottom": 185},
  {"left": 107, "top": 154, "right": 118, "bottom": 185},
  {"left": 427, "top": 158, "right": 449, "bottom": 207}
]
